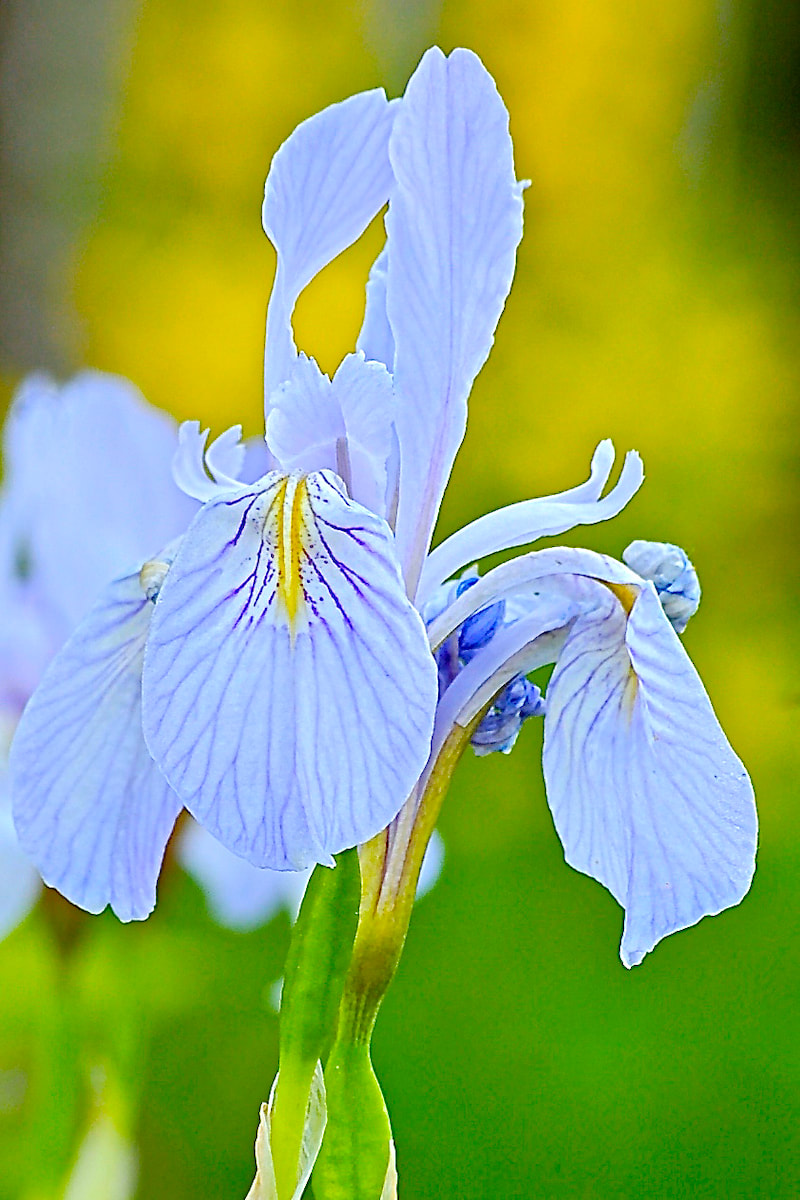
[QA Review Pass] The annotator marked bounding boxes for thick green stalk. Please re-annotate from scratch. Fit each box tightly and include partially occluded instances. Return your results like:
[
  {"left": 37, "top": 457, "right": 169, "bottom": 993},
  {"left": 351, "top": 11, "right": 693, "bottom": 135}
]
[{"left": 314, "top": 716, "right": 482, "bottom": 1199}]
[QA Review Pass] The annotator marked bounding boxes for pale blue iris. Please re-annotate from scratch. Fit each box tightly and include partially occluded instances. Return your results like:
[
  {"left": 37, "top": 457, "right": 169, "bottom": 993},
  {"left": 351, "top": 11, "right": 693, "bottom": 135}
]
[
  {"left": 0, "top": 373, "right": 315, "bottom": 933},
  {"left": 7, "top": 47, "right": 756, "bottom": 967}
]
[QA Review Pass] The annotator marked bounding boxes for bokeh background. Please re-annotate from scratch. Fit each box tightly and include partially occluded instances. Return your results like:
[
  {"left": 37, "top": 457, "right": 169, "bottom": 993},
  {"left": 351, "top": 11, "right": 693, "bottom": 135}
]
[{"left": 1, "top": 0, "right": 799, "bottom": 1196}]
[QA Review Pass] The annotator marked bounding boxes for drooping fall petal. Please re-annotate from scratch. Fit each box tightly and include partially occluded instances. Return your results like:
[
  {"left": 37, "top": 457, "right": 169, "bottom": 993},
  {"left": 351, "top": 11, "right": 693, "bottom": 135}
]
[
  {"left": 10, "top": 573, "right": 183, "bottom": 920},
  {"left": 142, "top": 472, "right": 437, "bottom": 869}
]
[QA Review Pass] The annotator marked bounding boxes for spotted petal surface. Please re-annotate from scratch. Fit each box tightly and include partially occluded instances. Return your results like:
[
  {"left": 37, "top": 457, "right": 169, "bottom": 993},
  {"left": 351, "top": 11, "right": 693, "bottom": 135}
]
[
  {"left": 10, "top": 574, "right": 183, "bottom": 921},
  {"left": 542, "top": 581, "right": 757, "bottom": 966},
  {"left": 142, "top": 471, "right": 437, "bottom": 869}
]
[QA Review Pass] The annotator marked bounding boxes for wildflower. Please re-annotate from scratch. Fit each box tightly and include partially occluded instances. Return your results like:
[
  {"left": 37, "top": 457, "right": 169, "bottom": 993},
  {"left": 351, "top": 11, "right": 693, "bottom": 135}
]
[
  {"left": 10, "top": 46, "right": 755, "bottom": 965},
  {"left": 0, "top": 373, "right": 304, "bottom": 930}
]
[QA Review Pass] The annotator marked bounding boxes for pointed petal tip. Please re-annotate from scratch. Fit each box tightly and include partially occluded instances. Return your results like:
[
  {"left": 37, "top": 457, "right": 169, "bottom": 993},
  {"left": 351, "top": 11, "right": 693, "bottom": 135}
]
[
  {"left": 389, "top": 40, "right": 522, "bottom": 581},
  {"left": 592, "top": 437, "right": 615, "bottom": 465},
  {"left": 619, "top": 862, "right": 757, "bottom": 969},
  {"left": 623, "top": 448, "right": 645, "bottom": 485}
]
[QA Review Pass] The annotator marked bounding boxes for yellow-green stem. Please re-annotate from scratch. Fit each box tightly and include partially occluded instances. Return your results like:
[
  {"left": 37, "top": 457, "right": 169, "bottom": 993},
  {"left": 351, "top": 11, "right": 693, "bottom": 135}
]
[{"left": 343, "top": 712, "right": 484, "bottom": 1046}]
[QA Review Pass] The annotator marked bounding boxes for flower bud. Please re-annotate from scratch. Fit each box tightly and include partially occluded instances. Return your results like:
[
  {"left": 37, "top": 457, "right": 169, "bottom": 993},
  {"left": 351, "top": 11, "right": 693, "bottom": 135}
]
[{"left": 623, "top": 539, "right": 701, "bottom": 633}]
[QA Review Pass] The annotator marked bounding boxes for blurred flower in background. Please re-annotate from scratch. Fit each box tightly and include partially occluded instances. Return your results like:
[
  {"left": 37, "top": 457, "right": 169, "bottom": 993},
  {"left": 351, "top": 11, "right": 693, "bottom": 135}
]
[{"left": 0, "top": 372, "right": 319, "bottom": 935}]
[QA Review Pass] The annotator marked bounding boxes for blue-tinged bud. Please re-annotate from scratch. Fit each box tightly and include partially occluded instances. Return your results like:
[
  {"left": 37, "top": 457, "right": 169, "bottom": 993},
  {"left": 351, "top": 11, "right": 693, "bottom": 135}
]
[
  {"left": 622, "top": 540, "right": 701, "bottom": 634},
  {"left": 458, "top": 598, "right": 506, "bottom": 660},
  {"left": 471, "top": 675, "right": 545, "bottom": 757},
  {"left": 426, "top": 570, "right": 506, "bottom": 665}
]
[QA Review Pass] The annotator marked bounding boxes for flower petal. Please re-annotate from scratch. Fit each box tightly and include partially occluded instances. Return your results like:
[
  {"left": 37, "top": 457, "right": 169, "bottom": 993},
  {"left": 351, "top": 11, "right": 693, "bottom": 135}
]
[
  {"left": 1, "top": 371, "right": 194, "bottom": 632},
  {"left": 386, "top": 47, "right": 524, "bottom": 591},
  {"left": 416, "top": 828, "right": 445, "bottom": 899},
  {"left": 179, "top": 819, "right": 310, "bottom": 931},
  {"left": 542, "top": 580, "right": 757, "bottom": 966},
  {"left": 326, "top": 354, "right": 395, "bottom": 519},
  {"left": 417, "top": 442, "right": 643, "bottom": 606},
  {"left": 426, "top": 545, "right": 639, "bottom": 652},
  {"left": 428, "top": 603, "right": 570, "bottom": 770},
  {"left": 267, "top": 353, "right": 396, "bottom": 519},
  {"left": 265, "top": 355, "right": 344, "bottom": 476},
  {"left": 0, "top": 583, "right": 56, "bottom": 722},
  {"left": 263, "top": 90, "right": 397, "bottom": 402},
  {"left": 141, "top": 471, "right": 438, "bottom": 869},
  {"left": 173, "top": 421, "right": 247, "bottom": 502},
  {"left": 206, "top": 424, "right": 246, "bottom": 482},
  {"left": 357, "top": 246, "right": 394, "bottom": 370},
  {"left": 9, "top": 573, "right": 183, "bottom": 920}
]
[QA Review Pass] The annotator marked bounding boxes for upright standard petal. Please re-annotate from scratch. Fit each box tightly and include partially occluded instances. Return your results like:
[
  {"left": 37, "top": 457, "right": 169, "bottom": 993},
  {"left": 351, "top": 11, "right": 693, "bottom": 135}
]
[
  {"left": 266, "top": 353, "right": 395, "bottom": 518},
  {"left": 357, "top": 246, "right": 394, "bottom": 370},
  {"left": 542, "top": 581, "right": 757, "bottom": 967},
  {"left": 386, "top": 47, "right": 524, "bottom": 591},
  {"left": 9, "top": 573, "right": 183, "bottom": 921},
  {"left": 141, "top": 471, "right": 438, "bottom": 870},
  {"left": 417, "top": 442, "right": 643, "bottom": 606},
  {"left": 263, "top": 90, "right": 397, "bottom": 402}
]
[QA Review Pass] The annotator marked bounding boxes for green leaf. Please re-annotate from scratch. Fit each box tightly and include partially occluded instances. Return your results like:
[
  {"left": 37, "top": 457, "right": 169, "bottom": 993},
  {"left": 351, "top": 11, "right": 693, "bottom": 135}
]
[
  {"left": 313, "top": 1040, "right": 392, "bottom": 1200},
  {"left": 271, "top": 849, "right": 360, "bottom": 1199}
]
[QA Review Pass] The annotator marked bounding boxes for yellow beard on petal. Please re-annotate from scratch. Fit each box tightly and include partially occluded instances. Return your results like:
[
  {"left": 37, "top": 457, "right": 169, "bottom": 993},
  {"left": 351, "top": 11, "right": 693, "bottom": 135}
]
[
  {"left": 600, "top": 580, "right": 641, "bottom": 723},
  {"left": 272, "top": 474, "right": 311, "bottom": 635},
  {"left": 620, "top": 667, "right": 640, "bottom": 723},
  {"left": 604, "top": 580, "right": 638, "bottom": 616}
]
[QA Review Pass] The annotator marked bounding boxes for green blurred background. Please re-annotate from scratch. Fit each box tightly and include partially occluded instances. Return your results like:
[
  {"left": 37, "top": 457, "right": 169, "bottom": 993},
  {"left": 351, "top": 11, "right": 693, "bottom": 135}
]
[{"left": 1, "top": 0, "right": 798, "bottom": 1195}]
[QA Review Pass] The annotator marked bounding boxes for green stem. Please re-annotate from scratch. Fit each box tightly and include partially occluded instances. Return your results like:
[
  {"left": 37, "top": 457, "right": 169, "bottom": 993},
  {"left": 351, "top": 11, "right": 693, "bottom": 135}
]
[
  {"left": 314, "top": 716, "right": 483, "bottom": 1199},
  {"left": 347, "top": 715, "right": 481, "bottom": 1042}
]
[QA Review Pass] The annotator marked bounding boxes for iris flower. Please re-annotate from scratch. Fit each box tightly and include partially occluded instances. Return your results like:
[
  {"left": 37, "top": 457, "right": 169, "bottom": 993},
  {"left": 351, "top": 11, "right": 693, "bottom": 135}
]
[
  {"left": 0, "top": 372, "right": 317, "bottom": 934},
  {"left": 10, "top": 47, "right": 755, "bottom": 965}
]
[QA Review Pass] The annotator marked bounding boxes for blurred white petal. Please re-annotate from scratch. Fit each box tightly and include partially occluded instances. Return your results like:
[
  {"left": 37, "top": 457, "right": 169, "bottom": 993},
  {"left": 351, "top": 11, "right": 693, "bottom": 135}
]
[
  {"left": 0, "top": 766, "right": 40, "bottom": 940},
  {"left": 179, "top": 819, "right": 310, "bottom": 931},
  {"left": 386, "top": 47, "right": 524, "bottom": 590}
]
